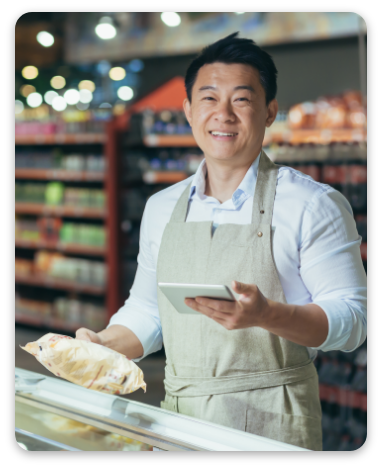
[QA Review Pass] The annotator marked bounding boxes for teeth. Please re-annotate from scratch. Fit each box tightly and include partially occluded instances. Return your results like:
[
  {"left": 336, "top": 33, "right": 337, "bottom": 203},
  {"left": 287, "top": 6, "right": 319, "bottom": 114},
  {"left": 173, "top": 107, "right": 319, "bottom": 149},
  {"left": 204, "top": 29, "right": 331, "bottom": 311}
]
[{"left": 211, "top": 132, "right": 236, "bottom": 136}]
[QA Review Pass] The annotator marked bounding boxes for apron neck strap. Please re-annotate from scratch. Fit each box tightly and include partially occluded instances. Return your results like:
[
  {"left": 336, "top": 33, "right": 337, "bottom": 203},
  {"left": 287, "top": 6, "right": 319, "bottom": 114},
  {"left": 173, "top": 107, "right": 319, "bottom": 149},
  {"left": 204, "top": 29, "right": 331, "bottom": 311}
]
[
  {"left": 251, "top": 149, "right": 279, "bottom": 226},
  {"left": 169, "top": 149, "right": 279, "bottom": 225},
  {"left": 169, "top": 181, "right": 193, "bottom": 223}
]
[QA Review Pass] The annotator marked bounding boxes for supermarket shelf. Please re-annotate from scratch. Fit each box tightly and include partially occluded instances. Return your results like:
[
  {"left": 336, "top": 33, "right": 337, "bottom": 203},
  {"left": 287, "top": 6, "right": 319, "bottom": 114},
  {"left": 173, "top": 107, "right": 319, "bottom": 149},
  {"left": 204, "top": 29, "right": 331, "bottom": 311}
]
[
  {"left": 15, "top": 239, "right": 106, "bottom": 256},
  {"left": 143, "top": 171, "right": 189, "bottom": 184},
  {"left": 141, "top": 129, "right": 366, "bottom": 148},
  {"left": 270, "top": 128, "right": 367, "bottom": 145},
  {"left": 15, "top": 312, "right": 85, "bottom": 333},
  {"left": 15, "top": 273, "right": 105, "bottom": 295},
  {"left": 15, "top": 203, "right": 106, "bottom": 219},
  {"left": 143, "top": 134, "right": 197, "bottom": 147},
  {"left": 319, "top": 384, "right": 367, "bottom": 411},
  {"left": 15, "top": 134, "right": 106, "bottom": 145},
  {"left": 15, "top": 169, "right": 105, "bottom": 181}
]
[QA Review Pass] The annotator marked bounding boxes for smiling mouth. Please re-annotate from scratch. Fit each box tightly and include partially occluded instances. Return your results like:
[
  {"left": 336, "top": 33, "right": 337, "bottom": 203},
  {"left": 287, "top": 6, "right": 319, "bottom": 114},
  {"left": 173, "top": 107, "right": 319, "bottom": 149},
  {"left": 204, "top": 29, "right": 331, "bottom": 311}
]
[{"left": 209, "top": 131, "right": 238, "bottom": 137}]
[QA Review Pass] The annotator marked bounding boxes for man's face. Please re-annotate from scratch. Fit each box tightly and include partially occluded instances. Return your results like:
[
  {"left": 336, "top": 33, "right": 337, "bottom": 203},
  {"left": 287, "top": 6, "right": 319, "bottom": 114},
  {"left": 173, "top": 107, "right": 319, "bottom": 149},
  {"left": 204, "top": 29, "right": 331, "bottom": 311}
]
[{"left": 183, "top": 62, "right": 278, "bottom": 165}]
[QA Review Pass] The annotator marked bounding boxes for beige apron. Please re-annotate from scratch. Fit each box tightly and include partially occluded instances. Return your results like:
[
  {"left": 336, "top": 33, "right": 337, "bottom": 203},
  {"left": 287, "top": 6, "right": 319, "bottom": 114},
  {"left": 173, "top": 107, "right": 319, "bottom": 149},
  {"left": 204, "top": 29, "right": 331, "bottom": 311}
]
[{"left": 157, "top": 150, "right": 322, "bottom": 450}]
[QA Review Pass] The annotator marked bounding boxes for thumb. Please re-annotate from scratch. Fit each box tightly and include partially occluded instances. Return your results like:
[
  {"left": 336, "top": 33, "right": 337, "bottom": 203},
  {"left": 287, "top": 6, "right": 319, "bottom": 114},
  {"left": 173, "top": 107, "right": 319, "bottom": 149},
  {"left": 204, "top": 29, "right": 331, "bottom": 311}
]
[{"left": 232, "top": 280, "right": 252, "bottom": 295}]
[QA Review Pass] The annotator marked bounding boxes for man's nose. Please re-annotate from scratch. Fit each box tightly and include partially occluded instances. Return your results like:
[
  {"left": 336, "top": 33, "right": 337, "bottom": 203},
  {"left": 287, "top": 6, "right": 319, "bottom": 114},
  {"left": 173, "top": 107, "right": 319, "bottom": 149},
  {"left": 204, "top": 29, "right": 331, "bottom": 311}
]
[{"left": 214, "top": 101, "right": 236, "bottom": 122}]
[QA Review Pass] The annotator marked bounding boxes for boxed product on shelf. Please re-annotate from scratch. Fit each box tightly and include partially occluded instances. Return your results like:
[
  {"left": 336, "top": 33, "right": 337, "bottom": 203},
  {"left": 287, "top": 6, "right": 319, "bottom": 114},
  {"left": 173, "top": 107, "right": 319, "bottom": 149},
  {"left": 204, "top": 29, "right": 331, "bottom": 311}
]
[
  {"left": 53, "top": 297, "right": 106, "bottom": 330},
  {"left": 15, "top": 218, "right": 40, "bottom": 241},
  {"left": 15, "top": 258, "right": 34, "bottom": 275},
  {"left": 15, "top": 296, "right": 52, "bottom": 320},
  {"left": 15, "top": 151, "right": 106, "bottom": 173},
  {"left": 32, "top": 250, "right": 107, "bottom": 286},
  {"left": 15, "top": 183, "right": 46, "bottom": 203}
]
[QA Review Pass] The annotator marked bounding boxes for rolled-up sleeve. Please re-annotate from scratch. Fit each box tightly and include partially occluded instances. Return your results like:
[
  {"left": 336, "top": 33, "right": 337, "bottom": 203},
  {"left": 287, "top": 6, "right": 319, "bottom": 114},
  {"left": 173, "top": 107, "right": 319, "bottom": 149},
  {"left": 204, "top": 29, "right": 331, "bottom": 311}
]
[
  {"left": 107, "top": 199, "right": 163, "bottom": 362},
  {"left": 299, "top": 187, "right": 367, "bottom": 352}
]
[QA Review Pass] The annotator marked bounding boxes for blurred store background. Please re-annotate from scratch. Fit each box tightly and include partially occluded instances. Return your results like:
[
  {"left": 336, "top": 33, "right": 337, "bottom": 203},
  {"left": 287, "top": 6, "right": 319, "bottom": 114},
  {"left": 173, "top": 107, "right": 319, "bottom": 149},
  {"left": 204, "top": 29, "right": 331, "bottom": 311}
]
[{"left": 15, "top": 12, "right": 367, "bottom": 451}]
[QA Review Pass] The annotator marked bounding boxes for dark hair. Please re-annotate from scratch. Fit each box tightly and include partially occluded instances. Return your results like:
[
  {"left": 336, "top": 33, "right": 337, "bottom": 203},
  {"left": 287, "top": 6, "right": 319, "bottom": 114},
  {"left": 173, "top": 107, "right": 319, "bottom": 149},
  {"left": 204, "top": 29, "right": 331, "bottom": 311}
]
[{"left": 185, "top": 32, "right": 278, "bottom": 105}]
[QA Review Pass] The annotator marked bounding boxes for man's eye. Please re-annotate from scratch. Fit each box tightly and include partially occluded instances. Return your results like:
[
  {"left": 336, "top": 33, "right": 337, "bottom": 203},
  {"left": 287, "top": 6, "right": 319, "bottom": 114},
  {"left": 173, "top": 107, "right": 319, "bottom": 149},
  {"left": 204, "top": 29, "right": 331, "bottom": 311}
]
[
  {"left": 203, "top": 97, "right": 215, "bottom": 101},
  {"left": 236, "top": 98, "right": 249, "bottom": 102}
]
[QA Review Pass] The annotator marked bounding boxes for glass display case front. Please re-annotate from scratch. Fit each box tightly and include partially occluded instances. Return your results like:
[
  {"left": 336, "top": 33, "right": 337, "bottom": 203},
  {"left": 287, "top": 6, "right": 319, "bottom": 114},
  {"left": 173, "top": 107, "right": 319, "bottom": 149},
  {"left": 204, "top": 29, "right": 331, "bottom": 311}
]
[{"left": 15, "top": 367, "right": 309, "bottom": 451}]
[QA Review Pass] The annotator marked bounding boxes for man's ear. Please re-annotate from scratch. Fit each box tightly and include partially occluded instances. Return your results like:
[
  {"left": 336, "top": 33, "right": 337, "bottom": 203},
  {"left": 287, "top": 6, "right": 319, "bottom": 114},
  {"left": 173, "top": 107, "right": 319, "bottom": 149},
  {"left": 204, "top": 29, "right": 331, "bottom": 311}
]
[
  {"left": 183, "top": 98, "right": 192, "bottom": 127},
  {"left": 265, "top": 99, "right": 278, "bottom": 128}
]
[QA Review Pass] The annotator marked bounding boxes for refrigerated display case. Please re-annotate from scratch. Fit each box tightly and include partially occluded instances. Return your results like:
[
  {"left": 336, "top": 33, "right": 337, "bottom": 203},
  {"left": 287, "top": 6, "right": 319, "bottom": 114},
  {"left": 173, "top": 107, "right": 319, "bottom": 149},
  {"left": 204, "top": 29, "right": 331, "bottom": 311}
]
[{"left": 15, "top": 367, "right": 308, "bottom": 451}]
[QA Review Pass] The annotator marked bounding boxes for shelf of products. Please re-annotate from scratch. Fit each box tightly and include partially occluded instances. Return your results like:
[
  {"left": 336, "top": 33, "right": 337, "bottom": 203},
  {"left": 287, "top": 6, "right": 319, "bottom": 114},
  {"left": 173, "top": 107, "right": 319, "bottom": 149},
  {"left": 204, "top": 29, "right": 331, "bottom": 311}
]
[
  {"left": 15, "top": 240, "right": 106, "bottom": 256},
  {"left": 15, "top": 169, "right": 105, "bottom": 181},
  {"left": 314, "top": 346, "right": 367, "bottom": 451},
  {"left": 15, "top": 110, "right": 119, "bottom": 332},
  {"left": 15, "top": 273, "right": 105, "bottom": 295},
  {"left": 15, "top": 296, "right": 106, "bottom": 332},
  {"left": 15, "top": 203, "right": 106, "bottom": 218},
  {"left": 15, "top": 134, "right": 106, "bottom": 145}
]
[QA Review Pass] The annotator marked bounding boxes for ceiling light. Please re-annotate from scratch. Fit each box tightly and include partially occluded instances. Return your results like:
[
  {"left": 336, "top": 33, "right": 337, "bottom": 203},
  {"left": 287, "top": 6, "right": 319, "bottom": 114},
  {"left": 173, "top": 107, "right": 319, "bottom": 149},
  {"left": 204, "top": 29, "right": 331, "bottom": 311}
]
[
  {"left": 26, "top": 92, "right": 43, "bottom": 108},
  {"left": 44, "top": 90, "right": 58, "bottom": 105},
  {"left": 36, "top": 31, "right": 54, "bottom": 47},
  {"left": 79, "top": 89, "right": 93, "bottom": 103},
  {"left": 109, "top": 67, "right": 126, "bottom": 81},
  {"left": 117, "top": 86, "right": 134, "bottom": 101},
  {"left": 64, "top": 89, "right": 80, "bottom": 105},
  {"left": 235, "top": 12, "right": 245, "bottom": 15},
  {"left": 15, "top": 100, "right": 24, "bottom": 114},
  {"left": 50, "top": 76, "right": 66, "bottom": 89},
  {"left": 51, "top": 96, "right": 67, "bottom": 112},
  {"left": 95, "top": 17, "right": 117, "bottom": 40},
  {"left": 161, "top": 12, "right": 181, "bottom": 27},
  {"left": 22, "top": 66, "right": 39, "bottom": 79},
  {"left": 20, "top": 84, "right": 36, "bottom": 97},
  {"left": 78, "top": 80, "right": 96, "bottom": 92}
]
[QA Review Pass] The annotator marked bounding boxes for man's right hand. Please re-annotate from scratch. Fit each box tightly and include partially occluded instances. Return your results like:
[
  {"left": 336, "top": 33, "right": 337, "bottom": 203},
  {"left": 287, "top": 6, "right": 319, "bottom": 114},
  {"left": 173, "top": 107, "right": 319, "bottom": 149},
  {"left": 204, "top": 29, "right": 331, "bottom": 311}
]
[{"left": 75, "top": 327, "right": 103, "bottom": 345}]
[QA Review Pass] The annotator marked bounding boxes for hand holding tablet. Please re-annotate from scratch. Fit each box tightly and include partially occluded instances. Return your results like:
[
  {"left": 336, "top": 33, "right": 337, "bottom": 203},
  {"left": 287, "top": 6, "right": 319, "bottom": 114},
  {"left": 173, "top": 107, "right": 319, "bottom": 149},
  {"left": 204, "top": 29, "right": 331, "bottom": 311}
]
[{"left": 158, "top": 282, "right": 239, "bottom": 314}]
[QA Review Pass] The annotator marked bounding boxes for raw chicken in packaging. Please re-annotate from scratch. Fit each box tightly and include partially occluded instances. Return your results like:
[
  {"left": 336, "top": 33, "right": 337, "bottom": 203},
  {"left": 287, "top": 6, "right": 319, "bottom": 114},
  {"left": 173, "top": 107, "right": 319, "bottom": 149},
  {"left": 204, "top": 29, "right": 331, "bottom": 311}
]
[{"left": 20, "top": 333, "right": 146, "bottom": 395}]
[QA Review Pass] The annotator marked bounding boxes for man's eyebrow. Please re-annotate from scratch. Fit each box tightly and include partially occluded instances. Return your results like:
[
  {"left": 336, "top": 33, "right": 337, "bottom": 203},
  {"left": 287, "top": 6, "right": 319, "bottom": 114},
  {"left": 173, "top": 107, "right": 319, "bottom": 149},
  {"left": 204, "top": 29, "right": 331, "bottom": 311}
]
[
  {"left": 234, "top": 85, "right": 255, "bottom": 92},
  {"left": 198, "top": 85, "right": 255, "bottom": 92}
]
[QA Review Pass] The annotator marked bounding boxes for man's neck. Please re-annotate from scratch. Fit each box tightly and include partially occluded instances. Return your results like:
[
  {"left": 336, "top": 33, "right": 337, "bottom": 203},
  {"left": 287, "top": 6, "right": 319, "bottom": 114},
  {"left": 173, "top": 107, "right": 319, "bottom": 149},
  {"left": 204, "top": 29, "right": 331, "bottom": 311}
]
[{"left": 204, "top": 153, "right": 260, "bottom": 204}]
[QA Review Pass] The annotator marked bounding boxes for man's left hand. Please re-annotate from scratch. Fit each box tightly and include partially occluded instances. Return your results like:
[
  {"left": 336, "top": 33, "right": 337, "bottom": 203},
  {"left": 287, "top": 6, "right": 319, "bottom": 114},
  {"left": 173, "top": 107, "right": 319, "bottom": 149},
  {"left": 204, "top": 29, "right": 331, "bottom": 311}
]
[{"left": 185, "top": 280, "right": 271, "bottom": 330}]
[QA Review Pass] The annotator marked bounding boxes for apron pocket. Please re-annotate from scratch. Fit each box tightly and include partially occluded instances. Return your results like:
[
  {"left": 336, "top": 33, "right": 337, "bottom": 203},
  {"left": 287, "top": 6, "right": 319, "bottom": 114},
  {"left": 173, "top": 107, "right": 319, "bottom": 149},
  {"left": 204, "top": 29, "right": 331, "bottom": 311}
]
[
  {"left": 160, "top": 395, "right": 178, "bottom": 413},
  {"left": 245, "top": 409, "right": 322, "bottom": 451}
]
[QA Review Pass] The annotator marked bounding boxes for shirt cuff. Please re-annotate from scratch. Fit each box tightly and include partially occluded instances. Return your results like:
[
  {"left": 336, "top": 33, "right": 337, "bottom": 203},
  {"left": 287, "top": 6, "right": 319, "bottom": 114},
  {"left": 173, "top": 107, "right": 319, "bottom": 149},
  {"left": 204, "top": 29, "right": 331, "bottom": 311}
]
[
  {"left": 107, "top": 309, "right": 163, "bottom": 362},
  {"left": 310, "top": 299, "right": 355, "bottom": 352}
]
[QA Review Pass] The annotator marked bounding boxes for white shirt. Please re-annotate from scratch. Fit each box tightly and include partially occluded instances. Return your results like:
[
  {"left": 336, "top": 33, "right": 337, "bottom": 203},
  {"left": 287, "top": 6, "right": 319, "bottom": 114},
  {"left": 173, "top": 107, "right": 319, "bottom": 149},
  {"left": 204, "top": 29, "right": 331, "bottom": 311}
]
[{"left": 108, "top": 153, "right": 367, "bottom": 362}]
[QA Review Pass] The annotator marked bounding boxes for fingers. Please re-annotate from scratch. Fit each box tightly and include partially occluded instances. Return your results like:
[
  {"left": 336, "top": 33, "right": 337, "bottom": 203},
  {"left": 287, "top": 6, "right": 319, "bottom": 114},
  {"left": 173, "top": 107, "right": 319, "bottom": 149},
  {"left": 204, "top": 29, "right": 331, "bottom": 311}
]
[
  {"left": 231, "top": 280, "right": 254, "bottom": 295},
  {"left": 193, "top": 297, "right": 236, "bottom": 314},
  {"left": 75, "top": 328, "right": 91, "bottom": 342}
]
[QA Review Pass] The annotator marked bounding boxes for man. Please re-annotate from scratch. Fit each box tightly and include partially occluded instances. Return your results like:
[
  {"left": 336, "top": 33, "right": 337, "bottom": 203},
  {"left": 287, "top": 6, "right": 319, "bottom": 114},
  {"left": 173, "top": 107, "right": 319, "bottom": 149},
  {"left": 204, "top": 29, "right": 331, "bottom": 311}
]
[{"left": 76, "top": 32, "right": 367, "bottom": 451}]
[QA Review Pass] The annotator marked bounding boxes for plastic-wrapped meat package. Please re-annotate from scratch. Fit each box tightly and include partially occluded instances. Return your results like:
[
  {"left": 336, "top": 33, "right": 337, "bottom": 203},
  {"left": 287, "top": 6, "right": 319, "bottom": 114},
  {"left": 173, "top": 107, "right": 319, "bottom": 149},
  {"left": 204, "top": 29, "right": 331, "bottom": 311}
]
[{"left": 21, "top": 333, "right": 146, "bottom": 395}]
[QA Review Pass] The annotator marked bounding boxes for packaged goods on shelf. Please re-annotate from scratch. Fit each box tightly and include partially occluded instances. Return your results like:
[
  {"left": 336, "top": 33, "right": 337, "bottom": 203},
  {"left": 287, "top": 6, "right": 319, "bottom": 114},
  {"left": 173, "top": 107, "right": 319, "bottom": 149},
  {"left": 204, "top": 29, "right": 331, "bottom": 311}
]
[
  {"left": 122, "top": 148, "right": 204, "bottom": 179},
  {"left": 16, "top": 217, "right": 106, "bottom": 248},
  {"left": 15, "top": 296, "right": 52, "bottom": 321},
  {"left": 15, "top": 258, "right": 34, "bottom": 275},
  {"left": 15, "top": 108, "right": 112, "bottom": 135},
  {"left": 16, "top": 183, "right": 106, "bottom": 209},
  {"left": 314, "top": 346, "right": 367, "bottom": 450},
  {"left": 15, "top": 151, "right": 106, "bottom": 173},
  {"left": 50, "top": 257, "right": 106, "bottom": 286},
  {"left": 32, "top": 251, "right": 107, "bottom": 286},
  {"left": 53, "top": 298, "right": 106, "bottom": 330},
  {"left": 141, "top": 109, "right": 192, "bottom": 136},
  {"left": 287, "top": 90, "right": 366, "bottom": 130}
]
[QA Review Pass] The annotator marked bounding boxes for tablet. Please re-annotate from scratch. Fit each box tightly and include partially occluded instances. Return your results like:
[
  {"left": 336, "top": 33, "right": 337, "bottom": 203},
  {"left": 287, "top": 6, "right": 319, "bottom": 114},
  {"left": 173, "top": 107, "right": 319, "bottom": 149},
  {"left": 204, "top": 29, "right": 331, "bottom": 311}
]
[{"left": 158, "top": 282, "right": 238, "bottom": 314}]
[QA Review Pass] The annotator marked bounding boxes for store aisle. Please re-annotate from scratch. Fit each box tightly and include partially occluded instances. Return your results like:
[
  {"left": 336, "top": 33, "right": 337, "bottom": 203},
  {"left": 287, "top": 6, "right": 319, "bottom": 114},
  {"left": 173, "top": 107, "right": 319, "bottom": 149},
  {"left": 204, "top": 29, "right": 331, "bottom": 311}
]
[{"left": 15, "top": 325, "right": 166, "bottom": 407}]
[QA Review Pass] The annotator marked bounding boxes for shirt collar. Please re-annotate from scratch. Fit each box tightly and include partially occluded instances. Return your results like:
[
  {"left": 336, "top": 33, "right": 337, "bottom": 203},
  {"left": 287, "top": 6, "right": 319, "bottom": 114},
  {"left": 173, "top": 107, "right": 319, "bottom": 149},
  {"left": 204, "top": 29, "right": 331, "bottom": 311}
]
[{"left": 189, "top": 151, "right": 261, "bottom": 209}]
